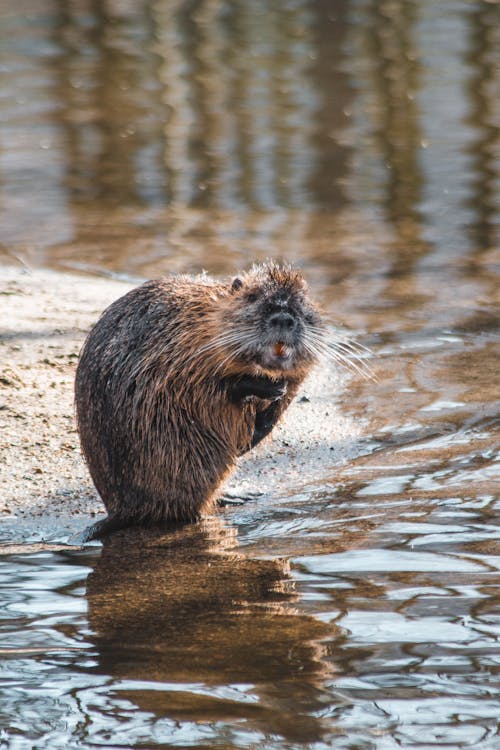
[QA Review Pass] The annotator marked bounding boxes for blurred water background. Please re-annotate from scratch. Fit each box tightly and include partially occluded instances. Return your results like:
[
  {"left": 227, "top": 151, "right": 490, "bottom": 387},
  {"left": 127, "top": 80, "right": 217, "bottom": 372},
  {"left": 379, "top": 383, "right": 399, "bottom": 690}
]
[{"left": 0, "top": 1, "right": 499, "bottom": 748}]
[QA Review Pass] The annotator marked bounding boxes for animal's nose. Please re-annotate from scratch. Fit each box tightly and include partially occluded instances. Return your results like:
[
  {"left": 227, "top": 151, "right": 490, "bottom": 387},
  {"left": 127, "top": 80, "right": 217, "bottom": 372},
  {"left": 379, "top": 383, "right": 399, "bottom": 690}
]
[{"left": 269, "top": 312, "right": 296, "bottom": 330}]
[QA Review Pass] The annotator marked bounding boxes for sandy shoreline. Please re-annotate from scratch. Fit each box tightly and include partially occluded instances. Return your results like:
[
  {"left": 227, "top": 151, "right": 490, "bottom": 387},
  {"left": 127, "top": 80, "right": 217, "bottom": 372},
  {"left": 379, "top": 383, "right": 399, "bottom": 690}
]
[{"left": 0, "top": 264, "right": 361, "bottom": 547}]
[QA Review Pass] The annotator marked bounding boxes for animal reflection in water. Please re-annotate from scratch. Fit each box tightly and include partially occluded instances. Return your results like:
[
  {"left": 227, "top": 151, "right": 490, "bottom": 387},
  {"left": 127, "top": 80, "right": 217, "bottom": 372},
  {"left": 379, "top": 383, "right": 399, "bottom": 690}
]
[{"left": 85, "top": 518, "right": 337, "bottom": 743}]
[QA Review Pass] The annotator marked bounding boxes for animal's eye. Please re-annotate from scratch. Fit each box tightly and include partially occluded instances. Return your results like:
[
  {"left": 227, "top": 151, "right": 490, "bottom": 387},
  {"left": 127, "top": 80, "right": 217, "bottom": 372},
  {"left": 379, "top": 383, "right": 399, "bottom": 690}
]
[
  {"left": 231, "top": 277, "right": 243, "bottom": 292},
  {"left": 246, "top": 292, "right": 258, "bottom": 303}
]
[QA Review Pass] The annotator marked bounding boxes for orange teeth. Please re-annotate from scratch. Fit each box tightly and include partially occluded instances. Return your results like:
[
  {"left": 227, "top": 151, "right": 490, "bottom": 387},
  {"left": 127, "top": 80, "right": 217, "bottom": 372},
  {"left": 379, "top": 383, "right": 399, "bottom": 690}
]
[{"left": 274, "top": 342, "right": 287, "bottom": 357}]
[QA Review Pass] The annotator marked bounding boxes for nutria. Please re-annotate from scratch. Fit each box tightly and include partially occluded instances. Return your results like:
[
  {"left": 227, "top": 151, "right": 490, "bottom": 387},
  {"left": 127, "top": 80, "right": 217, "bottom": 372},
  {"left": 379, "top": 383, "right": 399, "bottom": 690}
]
[{"left": 75, "top": 261, "right": 323, "bottom": 538}]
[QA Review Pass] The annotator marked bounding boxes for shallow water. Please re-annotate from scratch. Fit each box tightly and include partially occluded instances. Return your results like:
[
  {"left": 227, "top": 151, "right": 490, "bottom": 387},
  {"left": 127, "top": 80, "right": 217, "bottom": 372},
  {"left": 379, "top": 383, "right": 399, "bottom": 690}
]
[{"left": 1, "top": 0, "right": 499, "bottom": 747}]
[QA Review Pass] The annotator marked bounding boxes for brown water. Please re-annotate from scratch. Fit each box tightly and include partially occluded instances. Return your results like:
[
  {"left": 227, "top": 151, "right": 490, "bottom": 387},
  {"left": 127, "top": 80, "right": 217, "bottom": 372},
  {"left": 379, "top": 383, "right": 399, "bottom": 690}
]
[{"left": 0, "top": 0, "right": 499, "bottom": 748}]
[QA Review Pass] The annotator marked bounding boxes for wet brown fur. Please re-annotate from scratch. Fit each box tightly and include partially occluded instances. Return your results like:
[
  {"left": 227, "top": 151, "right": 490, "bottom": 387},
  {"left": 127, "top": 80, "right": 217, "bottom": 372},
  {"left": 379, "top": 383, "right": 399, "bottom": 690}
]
[{"left": 75, "top": 262, "right": 321, "bottom": 534}]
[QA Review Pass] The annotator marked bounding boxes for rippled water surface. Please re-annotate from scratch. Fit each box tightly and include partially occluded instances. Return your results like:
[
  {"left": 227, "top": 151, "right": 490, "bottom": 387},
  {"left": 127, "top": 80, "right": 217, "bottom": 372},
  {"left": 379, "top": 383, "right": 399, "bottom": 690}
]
[{"left": 1, "top": 0, "right": 499, "bottom": 747}]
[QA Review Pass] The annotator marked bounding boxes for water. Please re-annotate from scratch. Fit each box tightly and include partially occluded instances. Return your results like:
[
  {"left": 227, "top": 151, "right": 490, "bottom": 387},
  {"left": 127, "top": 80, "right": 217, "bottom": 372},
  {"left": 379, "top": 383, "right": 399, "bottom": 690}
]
[{"left": 0, "top": 0, "right": 499, "bottom": 747}]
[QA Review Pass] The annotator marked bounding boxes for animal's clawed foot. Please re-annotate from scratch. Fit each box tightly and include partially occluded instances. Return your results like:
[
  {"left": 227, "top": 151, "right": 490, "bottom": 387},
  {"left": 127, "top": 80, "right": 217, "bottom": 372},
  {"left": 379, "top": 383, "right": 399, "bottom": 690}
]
[
  {"left": 256, "top": 379, "right": 287, "bottom": 401},
  {"left": 228, "top": 374, "right": 287, "bottom": 403}
]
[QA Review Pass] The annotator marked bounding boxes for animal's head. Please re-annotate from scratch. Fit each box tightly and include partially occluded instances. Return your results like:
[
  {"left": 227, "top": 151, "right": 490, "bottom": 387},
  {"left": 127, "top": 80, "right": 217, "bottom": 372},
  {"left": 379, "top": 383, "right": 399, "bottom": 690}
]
[{"left": 223, "top": 261, "right": 323, "bottom": 374}]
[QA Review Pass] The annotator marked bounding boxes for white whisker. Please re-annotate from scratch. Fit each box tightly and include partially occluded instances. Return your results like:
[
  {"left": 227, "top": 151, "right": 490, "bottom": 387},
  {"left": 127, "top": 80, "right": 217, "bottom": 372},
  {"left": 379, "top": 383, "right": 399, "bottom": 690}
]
[
  {"left": 304, "top": 324, "right": 377, "bottom": 382},
  {"left": 304, "top": 336, "right": 377, "bottom": 382}
]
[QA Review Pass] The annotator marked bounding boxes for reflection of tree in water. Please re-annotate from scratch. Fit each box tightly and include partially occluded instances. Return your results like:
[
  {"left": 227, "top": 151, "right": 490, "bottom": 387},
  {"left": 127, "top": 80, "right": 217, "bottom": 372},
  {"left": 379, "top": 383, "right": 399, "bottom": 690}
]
[
  {"left": 86, "top": 519, "right": 337, "bottom": 743},
  {"left": 332, "top": 0, "right": 436, "bottom": 340},
  {"left": 2, "top": 0, "right": 497, "bottom": 312},
  {"left": 465, "top": 2, "right": 500, "bottom": 256},
  {"left": 364, "top": 0, "right": 423, "bottom": 233},
  {"left": 362, "top": 0, "right": 433, "bottom": 282},
  {"left": 23, "top": 0, "right": 354, "bottom": 272},
  {"left": 153, "top": 0, "right": 337, "bottom": 212},
  {"left": 51, "top": 0, "right": 166, "bottom": 207},
  {"left": 307, "top": 0, "right": 351, "bottom": 211},
  {"left": 48, "top": 0, "right": 345, "bottom": 215}
]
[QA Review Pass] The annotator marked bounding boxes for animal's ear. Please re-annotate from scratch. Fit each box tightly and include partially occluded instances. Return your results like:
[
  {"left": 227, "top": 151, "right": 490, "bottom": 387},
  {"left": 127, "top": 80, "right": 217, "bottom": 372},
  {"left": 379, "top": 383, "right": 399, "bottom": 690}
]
[{"left": 231, "top": 277, "right": 243, "bottom": 292}]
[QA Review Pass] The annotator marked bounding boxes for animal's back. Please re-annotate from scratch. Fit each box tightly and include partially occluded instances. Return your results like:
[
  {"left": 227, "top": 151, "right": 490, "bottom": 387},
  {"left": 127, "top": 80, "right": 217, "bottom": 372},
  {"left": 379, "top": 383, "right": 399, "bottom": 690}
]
[{"left": 75, "top": 276, "right": 253, "bottom": 526}]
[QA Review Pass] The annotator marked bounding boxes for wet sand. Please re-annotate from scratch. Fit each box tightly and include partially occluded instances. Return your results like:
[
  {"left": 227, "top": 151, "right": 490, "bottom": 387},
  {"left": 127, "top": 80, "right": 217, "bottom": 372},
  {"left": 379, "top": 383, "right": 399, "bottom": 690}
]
[{"left": 0, "top": 264, "right": 361, "bottom": 545}]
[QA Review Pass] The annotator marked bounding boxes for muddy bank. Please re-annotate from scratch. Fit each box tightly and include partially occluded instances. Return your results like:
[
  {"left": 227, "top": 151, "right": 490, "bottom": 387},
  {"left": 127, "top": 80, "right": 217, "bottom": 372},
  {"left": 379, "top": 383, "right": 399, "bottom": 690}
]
[{"left": 0, "top": 264, "right": 361, "bottom": 546}]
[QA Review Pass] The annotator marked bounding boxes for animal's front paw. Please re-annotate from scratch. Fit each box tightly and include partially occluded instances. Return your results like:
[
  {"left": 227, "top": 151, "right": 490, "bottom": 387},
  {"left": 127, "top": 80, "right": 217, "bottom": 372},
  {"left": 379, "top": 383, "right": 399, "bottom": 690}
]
[
  {"left": 260, "top": 379, "right": 287, "bottom": 402},
  {"left": 227, "top": 375, "right": 287, "bottom": 403}
]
